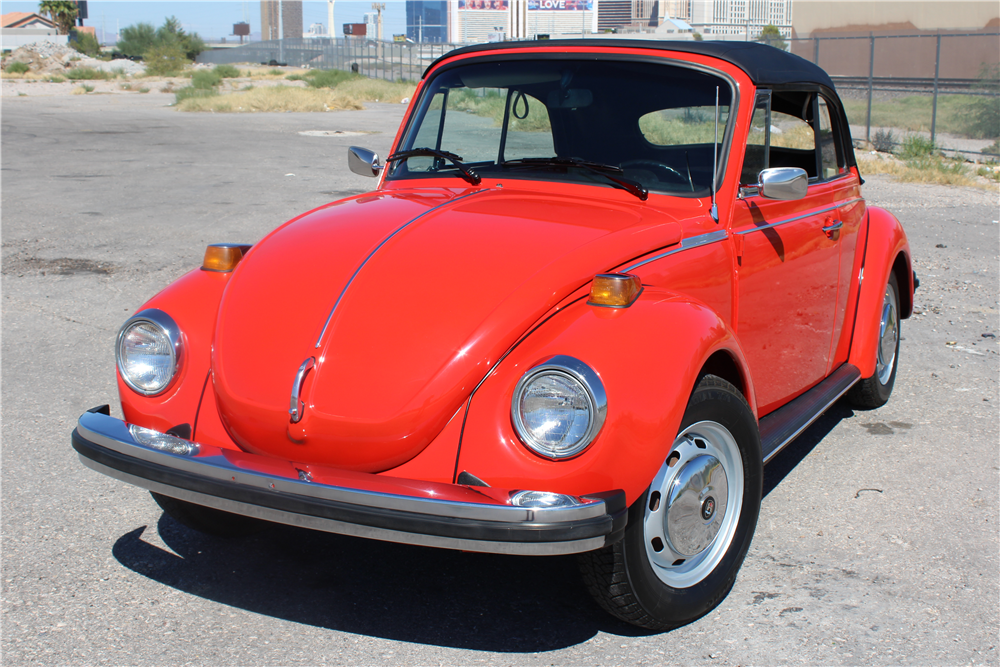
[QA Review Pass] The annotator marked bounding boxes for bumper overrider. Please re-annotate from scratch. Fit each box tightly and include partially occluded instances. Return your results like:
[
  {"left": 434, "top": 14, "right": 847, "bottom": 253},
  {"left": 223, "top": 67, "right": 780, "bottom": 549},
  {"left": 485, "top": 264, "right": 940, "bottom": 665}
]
[{"left": 72, "top": 408, "right": 627, "bottom": 555}]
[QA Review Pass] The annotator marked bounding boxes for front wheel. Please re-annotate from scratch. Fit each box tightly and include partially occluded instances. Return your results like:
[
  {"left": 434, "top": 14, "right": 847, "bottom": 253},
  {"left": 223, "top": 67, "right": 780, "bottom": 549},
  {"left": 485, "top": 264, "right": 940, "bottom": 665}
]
[
  {"left": 579, "top": 375, "right": 763, "bottom": 630},
  {"left": 847, "top": 273, "right": 900, "bottom": 409}
]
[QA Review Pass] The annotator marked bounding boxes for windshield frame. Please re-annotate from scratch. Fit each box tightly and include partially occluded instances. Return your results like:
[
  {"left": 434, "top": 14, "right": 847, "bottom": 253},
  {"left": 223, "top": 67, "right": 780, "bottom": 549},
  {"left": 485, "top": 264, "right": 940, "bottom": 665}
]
[{"left": 389, "top": 52, "right": 740, "bottom": 198}]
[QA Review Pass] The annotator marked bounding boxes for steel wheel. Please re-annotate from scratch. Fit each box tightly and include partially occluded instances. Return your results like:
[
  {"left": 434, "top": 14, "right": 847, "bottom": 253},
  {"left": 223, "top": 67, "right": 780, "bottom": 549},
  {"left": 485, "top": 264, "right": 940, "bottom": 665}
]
[
  {"left": 876, "top": 283, "right": 899, "bottom": 385},
  {"left": 643, "top": 420, "right": 744, "bottom": 589},
  {"left": 578, "top": 375, "right": 762, "bottom": 631}
]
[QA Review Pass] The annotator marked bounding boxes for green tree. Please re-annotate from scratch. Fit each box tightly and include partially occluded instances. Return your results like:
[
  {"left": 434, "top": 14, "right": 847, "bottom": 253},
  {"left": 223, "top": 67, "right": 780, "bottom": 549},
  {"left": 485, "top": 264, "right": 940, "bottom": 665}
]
[
  {"left": 757, "top": 24, "right": 787, "bottom": 50},
  {"left": 155, "top": 16, "right": 205, "bottom": 60},
  {"left": 116, "top": 22, "right": 156, "bottom": 58},
  {"left": 38, "top": 0, "right": 78, "bottom": 35}
]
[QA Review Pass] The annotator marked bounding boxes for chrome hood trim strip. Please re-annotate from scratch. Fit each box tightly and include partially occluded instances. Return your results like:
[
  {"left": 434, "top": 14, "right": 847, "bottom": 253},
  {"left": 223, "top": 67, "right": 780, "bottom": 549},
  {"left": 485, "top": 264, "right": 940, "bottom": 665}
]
[
  {"left": 314, "top": 188, "right": 493, "bottom": 348},
  {"left": 623, "top": 229, "right": 728, "bottom": 273}
]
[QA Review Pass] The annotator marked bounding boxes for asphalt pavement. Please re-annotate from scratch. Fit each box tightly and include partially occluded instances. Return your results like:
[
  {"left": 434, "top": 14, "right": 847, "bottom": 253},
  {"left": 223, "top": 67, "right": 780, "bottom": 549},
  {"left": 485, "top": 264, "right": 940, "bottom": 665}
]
[{"left": 2, "top": 91, "right": 997, "bottom": 665}]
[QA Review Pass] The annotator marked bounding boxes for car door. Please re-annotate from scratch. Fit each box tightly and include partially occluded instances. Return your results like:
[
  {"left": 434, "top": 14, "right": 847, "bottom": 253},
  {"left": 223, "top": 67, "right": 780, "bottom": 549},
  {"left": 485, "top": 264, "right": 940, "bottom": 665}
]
[{"left": 732, "top": 90, "right": 858, "bottom": 415}]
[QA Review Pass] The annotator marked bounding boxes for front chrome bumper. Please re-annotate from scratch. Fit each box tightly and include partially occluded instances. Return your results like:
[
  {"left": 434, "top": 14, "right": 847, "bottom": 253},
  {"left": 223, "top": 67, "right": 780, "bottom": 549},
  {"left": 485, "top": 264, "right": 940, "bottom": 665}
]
[{"left": 72, "top": 410, "right": 627, "bottom": 555}]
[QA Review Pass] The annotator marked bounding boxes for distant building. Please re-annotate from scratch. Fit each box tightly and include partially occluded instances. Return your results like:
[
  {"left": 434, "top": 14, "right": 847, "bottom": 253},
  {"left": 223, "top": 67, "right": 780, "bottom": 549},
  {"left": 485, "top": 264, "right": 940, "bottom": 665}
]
[
  {"left": 261, "top": 0, "right": 303, "bottom": 41},
  {"left": 407, "top": 0, "right": 449, "bottom": 42},
  {"left": 1, "top": 12, "right": 67, "bottom": 48}
]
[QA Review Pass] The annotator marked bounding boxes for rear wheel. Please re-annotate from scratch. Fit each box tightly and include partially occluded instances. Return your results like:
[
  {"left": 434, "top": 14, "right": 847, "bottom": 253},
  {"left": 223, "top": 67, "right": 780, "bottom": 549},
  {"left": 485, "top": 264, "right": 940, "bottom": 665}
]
[
  {"left": 848, "top": 273, "right": 900, "bottom": 409},
  {"left": 151, "top": 492, "right": 269, "bottom": 538},
  {"left": 579, "top": 375, "right": 763, "bottom": 630}
]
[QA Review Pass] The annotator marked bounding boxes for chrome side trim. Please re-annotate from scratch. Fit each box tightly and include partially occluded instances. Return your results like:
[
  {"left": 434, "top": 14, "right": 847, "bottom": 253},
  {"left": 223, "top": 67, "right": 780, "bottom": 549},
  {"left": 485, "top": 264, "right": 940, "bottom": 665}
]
[
  {"left": 77, "top": 455, "right": 607, "bottom": 556},
  {"left": 734, "top": 198, "right": 863, "bottom": 236},
  {"left": 74, "top": 411, "right": 605, "bottom": 524},
  {"left": 314, "top": 188, "right": 492, "bottom": 348},
  {"left": 623, "top": 229, "right": 728, "bottom": 272}
]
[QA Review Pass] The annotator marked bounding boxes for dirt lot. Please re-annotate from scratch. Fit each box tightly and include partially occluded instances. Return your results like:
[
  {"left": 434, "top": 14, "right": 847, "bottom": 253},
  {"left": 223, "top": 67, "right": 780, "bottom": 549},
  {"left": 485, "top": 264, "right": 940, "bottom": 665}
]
[{"left": 2, "top": 89, "right": 998, "bottom": 666}]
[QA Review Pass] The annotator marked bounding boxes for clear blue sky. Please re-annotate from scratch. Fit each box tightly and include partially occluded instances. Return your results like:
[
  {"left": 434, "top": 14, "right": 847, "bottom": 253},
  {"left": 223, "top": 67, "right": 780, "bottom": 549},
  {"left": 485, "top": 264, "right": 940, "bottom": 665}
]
[{"left": 4, "top": 1, "right": 408, "bottom": 42}]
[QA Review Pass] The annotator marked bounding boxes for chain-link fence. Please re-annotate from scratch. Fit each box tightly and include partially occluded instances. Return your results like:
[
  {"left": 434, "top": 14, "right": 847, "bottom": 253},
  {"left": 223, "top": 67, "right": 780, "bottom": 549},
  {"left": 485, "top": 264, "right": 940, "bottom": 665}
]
[
  {"left": 788, "top": 31, "right": 999, "bottom": 158},
  {"left": 198, "top": 33, "right": 1000, "bottom": 159},
  {"left": 197, "top": 37, "right": 461, "bottom": 83}
]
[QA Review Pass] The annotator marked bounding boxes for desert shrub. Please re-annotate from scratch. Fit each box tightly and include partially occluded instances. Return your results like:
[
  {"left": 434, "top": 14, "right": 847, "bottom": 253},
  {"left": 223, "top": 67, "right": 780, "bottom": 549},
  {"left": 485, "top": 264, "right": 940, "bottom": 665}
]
[
  {"left": 144, "top": 44, "right": 188, "bottom": 76},
  {"left": 213, "top": 64, "right": 241, "bottom": 79},
  {"left": 303, "top": 69, "right": 355, "bottom": 88},
  {"left": 190, "top": 70, "right": 222, "bottom": 89},
  {"left": 5, "top": 61, "right": 30, "bottom": 74},
  {"left": 175, "top": 86, "right": 219, "bottom": 104},
  {"left": 982, "top": 139, "right": 1000, "bottom": 158},
  {"left": 72, "top": 83, "right": 95, "bottom": 94},
  {"left": 962, "top": 63, "right": 1000, "bottom": 140},
  {"left": 66, "top": 67, "right": 111, "bottom": 80},
  {"left": 898, "top": 134, "right": 936, "bottom": 159},
  {"left": 268, "top": 68, "right": 284, "bottom": 76},
  {"left": 871, "top": 128, "right": 895, "bottom": 153},
  {"left": 285, "top": 73, "right": 306, "bottom": 81},
  {"left": 70, "top": 29, "right": 102, "bottom": 57}
]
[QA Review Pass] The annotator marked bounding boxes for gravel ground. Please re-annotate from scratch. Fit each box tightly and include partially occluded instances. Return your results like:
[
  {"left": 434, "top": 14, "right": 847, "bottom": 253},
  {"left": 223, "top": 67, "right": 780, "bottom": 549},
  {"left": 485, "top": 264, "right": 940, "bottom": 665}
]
[{"left": 1, "top": 89, "right": 998, "bottom": 666}]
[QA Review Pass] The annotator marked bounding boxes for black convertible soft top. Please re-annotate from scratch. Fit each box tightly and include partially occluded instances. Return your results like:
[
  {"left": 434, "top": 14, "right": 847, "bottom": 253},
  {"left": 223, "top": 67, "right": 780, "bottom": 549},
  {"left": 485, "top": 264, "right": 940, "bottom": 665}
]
[
  {"left": 426, "top": 39, "right": 834, "bottom": 90},
  {"left": 425, "top": 39, "right": 858, "bottom": 169}
]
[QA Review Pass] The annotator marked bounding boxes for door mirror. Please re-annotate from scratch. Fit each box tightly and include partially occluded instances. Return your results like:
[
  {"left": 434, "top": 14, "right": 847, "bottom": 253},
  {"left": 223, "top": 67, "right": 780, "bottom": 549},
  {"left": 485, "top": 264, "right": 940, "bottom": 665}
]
[
  {"left": 758, "top": 167, "right": 807, "bottom": 200},
  {"left": 348, "top": 146, "right": 383, "bottom": 177}
]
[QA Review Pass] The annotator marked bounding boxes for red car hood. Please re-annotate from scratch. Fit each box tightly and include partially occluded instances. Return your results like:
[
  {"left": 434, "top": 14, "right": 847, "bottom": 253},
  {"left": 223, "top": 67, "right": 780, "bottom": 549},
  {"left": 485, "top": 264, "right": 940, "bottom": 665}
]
[{"left": 212, "top": 186, "right": 682, "bottom": 472}]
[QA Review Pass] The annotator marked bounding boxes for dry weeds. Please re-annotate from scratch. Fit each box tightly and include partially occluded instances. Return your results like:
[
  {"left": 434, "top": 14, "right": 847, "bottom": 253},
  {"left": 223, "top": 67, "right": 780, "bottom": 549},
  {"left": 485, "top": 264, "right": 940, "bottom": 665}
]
[{"left": 175, "top": 79, "right": 415, "bottom": 112}]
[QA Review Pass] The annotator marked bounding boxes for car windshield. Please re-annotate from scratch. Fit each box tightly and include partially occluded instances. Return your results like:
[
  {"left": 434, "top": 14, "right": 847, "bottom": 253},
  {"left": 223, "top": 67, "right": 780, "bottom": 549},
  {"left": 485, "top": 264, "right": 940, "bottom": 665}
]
[{"left": 388, "top": 58, "right": 733, "bottom": 196}]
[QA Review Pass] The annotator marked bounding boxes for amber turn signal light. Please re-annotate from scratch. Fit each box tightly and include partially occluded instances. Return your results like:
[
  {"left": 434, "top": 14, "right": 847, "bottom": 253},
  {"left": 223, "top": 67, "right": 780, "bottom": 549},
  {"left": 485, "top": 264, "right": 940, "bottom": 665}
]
[
  {"left": 588, "top": 273, "right": 643, "bottom": 308},
  {"left": 201, "top": 244, "right": 248, "bottom": 272}
]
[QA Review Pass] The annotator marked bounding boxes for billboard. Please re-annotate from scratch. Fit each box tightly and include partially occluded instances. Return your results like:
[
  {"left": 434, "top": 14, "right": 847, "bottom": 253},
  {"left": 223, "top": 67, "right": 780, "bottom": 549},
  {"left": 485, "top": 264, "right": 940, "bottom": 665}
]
[
  {"left": 528, "top": 0, "right": 593, "bottom": 9},
  {"left": 458, "top": 0, "right": 509, "bottom": 9}
]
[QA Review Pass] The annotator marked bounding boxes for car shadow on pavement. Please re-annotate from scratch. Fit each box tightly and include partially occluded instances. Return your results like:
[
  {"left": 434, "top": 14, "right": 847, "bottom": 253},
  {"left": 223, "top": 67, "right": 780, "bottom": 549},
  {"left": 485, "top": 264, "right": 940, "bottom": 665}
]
[
  {"left": 110, "top": 401, "right": 856, "bottom": 650},
  {"left": 762, "top": 401, "right": 855, "bottom": 498},
  {"left": 112, "top": 518, "right": 651, "bottom": 651}
]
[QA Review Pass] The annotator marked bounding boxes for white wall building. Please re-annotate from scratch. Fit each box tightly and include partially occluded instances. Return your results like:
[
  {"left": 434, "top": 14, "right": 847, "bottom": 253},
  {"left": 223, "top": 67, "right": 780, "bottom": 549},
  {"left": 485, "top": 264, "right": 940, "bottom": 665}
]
[
  {"left": 689, "top": 0, "right": 792, "bottom": 40},
  {"left": 453, "top": 0, "right": 598, "bottom": 43}
]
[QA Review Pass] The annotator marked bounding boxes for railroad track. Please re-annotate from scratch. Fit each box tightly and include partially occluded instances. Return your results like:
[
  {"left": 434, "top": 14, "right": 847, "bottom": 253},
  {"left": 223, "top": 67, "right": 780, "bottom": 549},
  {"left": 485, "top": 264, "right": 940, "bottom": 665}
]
[{"left": 830, "top": 75, "right": 990, "bottom": 92}]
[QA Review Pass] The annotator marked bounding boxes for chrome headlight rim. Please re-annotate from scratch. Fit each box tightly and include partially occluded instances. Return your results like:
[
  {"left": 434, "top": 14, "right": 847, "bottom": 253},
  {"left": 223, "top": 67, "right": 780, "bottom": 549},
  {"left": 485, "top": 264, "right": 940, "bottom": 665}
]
[
  {"left": 116, "top": 308, "right": 183, "bottom": 397},
  {"left": 511, "top": 355, "right": 608, "bottom": 460}
]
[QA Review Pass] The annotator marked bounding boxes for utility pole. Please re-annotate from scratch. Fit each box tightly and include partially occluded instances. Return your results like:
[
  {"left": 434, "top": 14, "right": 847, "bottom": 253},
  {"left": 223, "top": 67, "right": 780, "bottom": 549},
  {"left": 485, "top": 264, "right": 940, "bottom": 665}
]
[
  {"left": 328, "top": 0, "right": 336, "bottom": 40},
  {"left": 372, "top": 3, "right": 384, "bottom": 64}
]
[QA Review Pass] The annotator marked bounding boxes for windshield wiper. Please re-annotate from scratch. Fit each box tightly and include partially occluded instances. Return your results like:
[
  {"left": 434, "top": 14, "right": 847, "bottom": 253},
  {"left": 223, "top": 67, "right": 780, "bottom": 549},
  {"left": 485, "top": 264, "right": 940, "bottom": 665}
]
[
  {"left": 501, "top": 157, "right": 648, "bottom": 201},
  {"left": 386, "top": 148, "right": 481, "bottom": 185}
]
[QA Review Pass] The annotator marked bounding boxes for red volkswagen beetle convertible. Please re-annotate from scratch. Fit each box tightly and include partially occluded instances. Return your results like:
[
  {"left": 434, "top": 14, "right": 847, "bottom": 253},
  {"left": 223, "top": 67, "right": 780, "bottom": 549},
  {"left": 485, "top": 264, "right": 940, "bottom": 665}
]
[{"left": 73, "top": 41, "right": 915, "bottom": 630}]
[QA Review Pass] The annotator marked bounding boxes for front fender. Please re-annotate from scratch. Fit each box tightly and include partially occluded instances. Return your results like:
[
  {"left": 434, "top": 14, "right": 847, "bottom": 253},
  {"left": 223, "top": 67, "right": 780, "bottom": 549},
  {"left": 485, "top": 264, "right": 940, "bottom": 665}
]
[
  {"left": 117, "top": 268, "right": 232, "bottom": 439},
  {"left": 455, "top": 288, "right": 754, "bottom": 506},
  {"left": 848, "top": 207, "right": 913, "bottom": 378}
]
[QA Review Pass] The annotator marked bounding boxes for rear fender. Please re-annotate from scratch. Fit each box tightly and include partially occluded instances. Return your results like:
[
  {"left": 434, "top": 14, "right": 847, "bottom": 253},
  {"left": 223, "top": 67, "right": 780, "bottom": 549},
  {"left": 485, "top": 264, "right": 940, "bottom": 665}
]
[
  {"left": 455, "top": 288, "right": 755, "bottom": 506},
  {"left": 848, "top": 207, "right": 913, "bottom": 378}
]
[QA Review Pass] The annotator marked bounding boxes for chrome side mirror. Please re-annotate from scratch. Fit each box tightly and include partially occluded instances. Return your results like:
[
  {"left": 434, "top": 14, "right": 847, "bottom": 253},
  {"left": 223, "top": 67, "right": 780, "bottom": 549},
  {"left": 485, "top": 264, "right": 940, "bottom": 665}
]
[
  {"left": 348, "top": 146, "right": 383, "bottom": 177},
  {"left": 758, "top": 167, "right": 807, "bottom": 200}
]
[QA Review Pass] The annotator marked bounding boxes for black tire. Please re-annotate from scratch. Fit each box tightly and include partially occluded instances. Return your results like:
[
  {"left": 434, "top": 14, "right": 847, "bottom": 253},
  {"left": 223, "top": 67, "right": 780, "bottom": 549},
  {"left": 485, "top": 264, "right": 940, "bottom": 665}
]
[
  {"left": 847, "top": 273, "right": 900, "bottom": 409},
  {"left": 151, "top": 492, "right": 269, "bottom": 538},
  {"left": 578, "top": 375, "right": 763, "bottom": 631}
]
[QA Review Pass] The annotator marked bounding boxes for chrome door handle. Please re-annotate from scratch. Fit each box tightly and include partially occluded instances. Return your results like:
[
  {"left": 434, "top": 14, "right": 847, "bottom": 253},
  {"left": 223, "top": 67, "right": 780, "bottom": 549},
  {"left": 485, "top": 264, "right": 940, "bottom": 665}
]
[
  {"left": 289, "top": 357, "right": 315, "bottom": 423},
  {"left": 822, "top": 220, "right": 844, "bottom": 236}
]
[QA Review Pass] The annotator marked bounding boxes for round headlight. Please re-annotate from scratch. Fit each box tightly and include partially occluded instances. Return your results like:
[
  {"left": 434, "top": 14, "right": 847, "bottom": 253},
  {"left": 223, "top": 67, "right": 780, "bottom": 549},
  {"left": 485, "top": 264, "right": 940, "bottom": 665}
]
[
  {"left": 116, "top": 309, "right": 182, "bottom": 396},
  {"left": 511, "top": 355, "right": 607, "bottom": 459}
]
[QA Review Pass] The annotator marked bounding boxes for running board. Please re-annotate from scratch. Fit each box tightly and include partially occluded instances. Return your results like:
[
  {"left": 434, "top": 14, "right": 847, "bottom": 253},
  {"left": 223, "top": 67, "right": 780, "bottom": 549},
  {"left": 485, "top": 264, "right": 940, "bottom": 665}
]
[{"left": 759, "top": 363, "right": 861, "bottom": 463}]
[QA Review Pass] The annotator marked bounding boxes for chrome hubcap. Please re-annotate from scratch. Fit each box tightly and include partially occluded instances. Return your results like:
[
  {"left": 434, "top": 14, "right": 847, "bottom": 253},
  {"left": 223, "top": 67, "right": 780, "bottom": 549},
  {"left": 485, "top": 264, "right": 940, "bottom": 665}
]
[
  {"left": 876, "top": 285, "right": 899, "bottom": 385},
  {"left": 644, "top": 421, "right": 744, "bottom": 589}
]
